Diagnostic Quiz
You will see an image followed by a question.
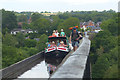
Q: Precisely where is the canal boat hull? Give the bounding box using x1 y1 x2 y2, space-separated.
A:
45 47 69 58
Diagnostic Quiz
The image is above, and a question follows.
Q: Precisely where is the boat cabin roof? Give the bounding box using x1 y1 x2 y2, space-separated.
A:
48 37 66 41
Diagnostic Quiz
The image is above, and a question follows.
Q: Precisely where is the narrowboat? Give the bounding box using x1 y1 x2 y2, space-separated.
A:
45 36 69 58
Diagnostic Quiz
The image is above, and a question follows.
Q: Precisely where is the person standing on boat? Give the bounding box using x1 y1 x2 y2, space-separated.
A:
52 30 56 37
69 27 80 51
55 30 59 37
60 29 66 37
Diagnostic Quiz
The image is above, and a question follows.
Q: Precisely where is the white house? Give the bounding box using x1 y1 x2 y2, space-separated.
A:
80 22 88 30
11 29 37 35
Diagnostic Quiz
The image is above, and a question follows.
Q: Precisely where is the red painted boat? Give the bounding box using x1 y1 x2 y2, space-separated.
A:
45 37 69 58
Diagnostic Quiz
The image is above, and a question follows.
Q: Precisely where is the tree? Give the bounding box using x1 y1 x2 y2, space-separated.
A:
17 14 28 22
92 54 110 78
31 13 43 21
15 33 25 47
101 19 118 36
2 45 17 68
2 9 17 33
90 14 118 78
22 22 30 29
58 13 71 20
24 39 37 48
30 18 51 35
37 34 48 51
3 33 18 47
58 17 80 36
104 64 118 78
27 33 39 39
50 15 63 31
27 47 38 56
15 48 28 62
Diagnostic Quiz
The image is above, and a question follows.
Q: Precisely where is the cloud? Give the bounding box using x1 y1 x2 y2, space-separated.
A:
0 0 118 12
0 0 109 4
65 0 109 5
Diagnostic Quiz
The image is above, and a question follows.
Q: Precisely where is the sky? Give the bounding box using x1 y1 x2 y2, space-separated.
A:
0 0 119 12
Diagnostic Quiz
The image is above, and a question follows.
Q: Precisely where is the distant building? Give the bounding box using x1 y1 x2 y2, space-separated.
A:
11 29 37 35
80 20 102 33
80 22 89 30
87 26 101 33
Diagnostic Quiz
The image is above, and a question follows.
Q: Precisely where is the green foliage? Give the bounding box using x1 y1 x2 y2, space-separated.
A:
101 18 118 36
24 39 37 48
2 9 17 33
50 15 63 31
31 13 43 21
37 34 48 51
108 46 118 65
30 18 51 35
58 17 79 36
27 33 39 39
20 47 39 56
2 45 17 68
3 33 18 47
22 23 30 29
104 64 118 78
92 54 110 78
27 47 38 56
15 48 28 62
90 14 118 78
58 12 71 20
15 33 25 47
2 44 38 68
69 10 115 22
17 14 28 22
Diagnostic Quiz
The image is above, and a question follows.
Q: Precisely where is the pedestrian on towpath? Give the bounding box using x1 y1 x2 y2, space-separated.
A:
69 27 81 51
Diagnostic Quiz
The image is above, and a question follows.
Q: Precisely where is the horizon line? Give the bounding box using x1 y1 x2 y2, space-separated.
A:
1 8 117 13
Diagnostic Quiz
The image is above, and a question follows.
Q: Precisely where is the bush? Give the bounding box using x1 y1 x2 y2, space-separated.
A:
24 39 37 48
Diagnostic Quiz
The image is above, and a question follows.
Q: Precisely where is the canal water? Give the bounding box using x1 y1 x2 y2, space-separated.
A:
18 57 64 78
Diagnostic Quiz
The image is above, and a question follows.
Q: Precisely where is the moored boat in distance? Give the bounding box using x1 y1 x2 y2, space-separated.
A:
45 36 69 58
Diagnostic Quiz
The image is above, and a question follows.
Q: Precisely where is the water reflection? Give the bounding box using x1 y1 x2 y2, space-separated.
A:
18 60 49 78
18 56 65 78
45 57 64 76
